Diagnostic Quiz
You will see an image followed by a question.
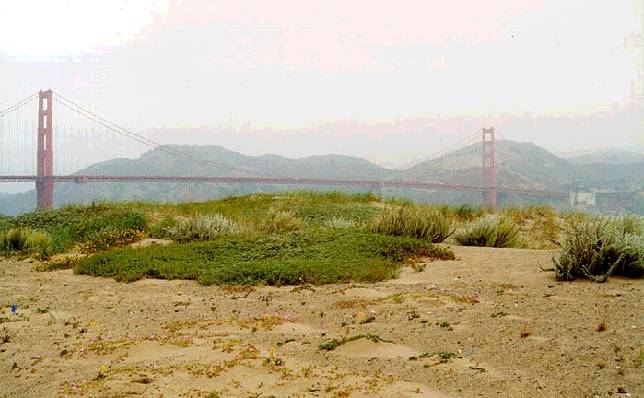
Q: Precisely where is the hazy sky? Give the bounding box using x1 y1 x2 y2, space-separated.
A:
0 0 642 167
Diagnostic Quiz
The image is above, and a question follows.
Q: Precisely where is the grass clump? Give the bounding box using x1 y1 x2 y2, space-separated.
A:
0 228 54 259
621 215 642 236
451 204 484 221
370 205 453 243
455 216 519 248
148 215 179 238
260 208 305 234
552 217 643 282
167 214 244 243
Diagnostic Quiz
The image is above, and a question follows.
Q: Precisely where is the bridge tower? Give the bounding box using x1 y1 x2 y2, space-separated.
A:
481 127 497 209
36 90 54 210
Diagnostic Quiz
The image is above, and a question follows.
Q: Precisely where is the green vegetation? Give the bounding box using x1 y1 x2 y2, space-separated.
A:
553 216 643 282
0 228 54 259
4 191 639 287
370 205 453 243
621 215 643 236
167 214 244 243
454 216 519 248
324 216 357 229
259 208 305 234
0 203 146 258
452 204 485 221
319 333 393 351
75 229 453 285
80 228 145 254
0 192 458 286
408 351 460 364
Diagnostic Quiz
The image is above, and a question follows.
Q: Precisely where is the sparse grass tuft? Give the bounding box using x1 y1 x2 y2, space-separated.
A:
552 216 643 282
260 208 305 234
452 204 485 221
167 214 244 243
455 216 519 248
319 333 392 351
370 205 453 243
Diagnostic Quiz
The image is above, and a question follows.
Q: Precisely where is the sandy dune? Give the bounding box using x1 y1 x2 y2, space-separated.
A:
1 246 642 397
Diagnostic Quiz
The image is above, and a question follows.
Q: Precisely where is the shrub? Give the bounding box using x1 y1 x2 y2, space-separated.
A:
370 205 453 243
455 216 519 248
168 214 244 243
80 228 146 254
260 209 305 234
324 217 357 229
553 217 643 282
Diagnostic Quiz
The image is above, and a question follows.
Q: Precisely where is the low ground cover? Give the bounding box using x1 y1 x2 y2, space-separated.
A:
2 191 641 285
75 229 453 285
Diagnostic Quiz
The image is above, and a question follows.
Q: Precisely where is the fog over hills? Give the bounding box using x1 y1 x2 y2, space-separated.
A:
1 140 642 216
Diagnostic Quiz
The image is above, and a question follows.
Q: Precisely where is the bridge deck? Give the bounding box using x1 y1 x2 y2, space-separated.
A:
0 175 569 196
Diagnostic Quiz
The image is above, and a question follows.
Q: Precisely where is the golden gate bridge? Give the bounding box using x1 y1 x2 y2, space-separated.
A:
0 89 568 211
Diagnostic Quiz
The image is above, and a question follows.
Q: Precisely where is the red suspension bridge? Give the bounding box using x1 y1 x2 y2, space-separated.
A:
0 89 568 211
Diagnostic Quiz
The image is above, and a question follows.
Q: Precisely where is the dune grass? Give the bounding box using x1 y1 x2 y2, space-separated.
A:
0 228 54 259
454 216 519 248
370 205 453 243
4 191 639 285
167 214 244 243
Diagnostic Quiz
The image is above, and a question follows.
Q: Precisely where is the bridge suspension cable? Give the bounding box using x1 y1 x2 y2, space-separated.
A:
51 92 264 177
0 93 38 118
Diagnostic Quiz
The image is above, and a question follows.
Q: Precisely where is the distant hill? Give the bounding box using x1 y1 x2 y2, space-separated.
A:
400 141 579 191
82 145 393 180
564 147 644 165
0 141 642 215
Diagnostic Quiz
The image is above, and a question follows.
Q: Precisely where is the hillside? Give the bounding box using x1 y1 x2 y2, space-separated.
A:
400 141 579 191
0 141 642 215
82 145 392 179
565 147 644 165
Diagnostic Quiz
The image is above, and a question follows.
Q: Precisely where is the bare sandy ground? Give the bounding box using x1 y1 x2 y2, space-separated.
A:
0 246 642 397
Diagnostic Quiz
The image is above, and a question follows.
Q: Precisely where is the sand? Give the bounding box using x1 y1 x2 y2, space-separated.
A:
0 246 642 397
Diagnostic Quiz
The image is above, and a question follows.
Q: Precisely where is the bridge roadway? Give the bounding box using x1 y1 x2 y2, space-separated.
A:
0 175 568 197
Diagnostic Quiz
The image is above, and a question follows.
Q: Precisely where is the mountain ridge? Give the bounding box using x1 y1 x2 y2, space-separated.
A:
1 140 642 215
